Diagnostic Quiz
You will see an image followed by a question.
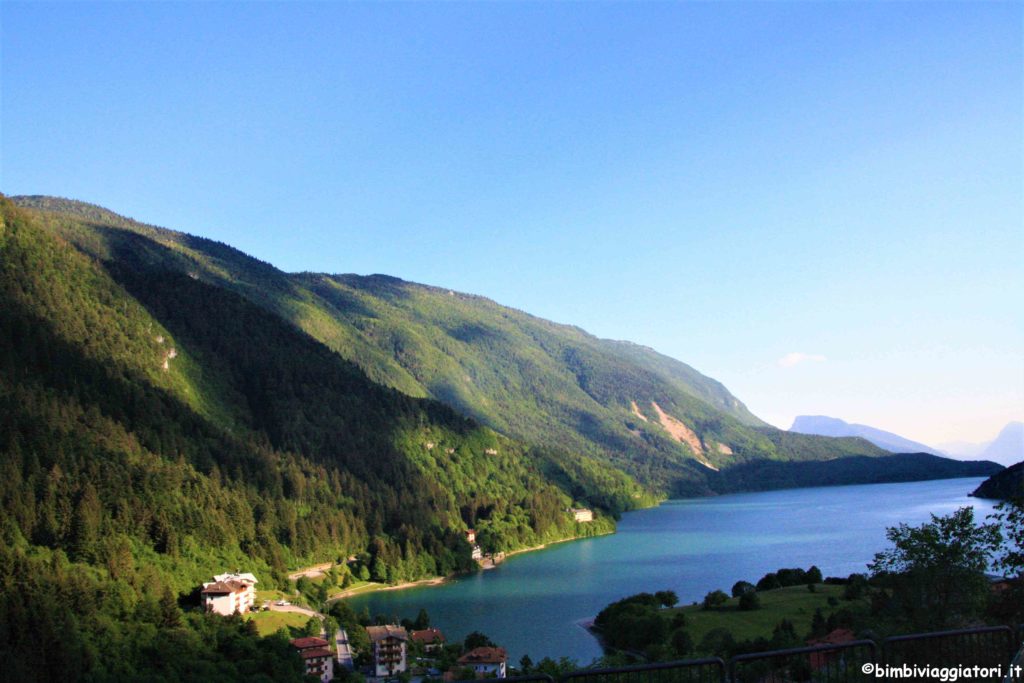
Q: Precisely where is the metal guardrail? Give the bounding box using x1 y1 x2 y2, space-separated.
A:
883 625 1014 681
560 658 726 683
1006 643 1024 683
729 640 877 683
452 626 1024 683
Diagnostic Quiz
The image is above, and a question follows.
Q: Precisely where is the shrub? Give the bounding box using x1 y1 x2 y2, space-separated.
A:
702 590 729 610
738 591 761 611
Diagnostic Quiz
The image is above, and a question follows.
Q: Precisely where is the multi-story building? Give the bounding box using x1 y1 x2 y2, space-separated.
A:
367 625 409 678
200 572 258 615
290 637 334 683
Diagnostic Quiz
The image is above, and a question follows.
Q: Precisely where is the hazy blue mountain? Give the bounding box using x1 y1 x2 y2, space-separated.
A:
935 440 988 459
938 422 1024 466
979 422 1024 467
790 415 939 455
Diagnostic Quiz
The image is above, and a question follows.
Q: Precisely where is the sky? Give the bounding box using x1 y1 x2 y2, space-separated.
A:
2 2 1021 447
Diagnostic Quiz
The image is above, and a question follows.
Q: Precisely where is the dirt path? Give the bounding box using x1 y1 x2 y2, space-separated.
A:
288 562 334 581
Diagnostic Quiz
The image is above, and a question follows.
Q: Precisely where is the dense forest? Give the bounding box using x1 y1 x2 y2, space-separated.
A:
0 198 613 679
972 462 1024 501
707 452 1001 494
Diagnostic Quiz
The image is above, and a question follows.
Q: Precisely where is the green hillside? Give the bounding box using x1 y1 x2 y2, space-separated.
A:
0 197 618 679
12 195 887 497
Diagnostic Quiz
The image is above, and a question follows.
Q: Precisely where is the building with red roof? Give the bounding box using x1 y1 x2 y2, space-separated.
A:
457 646 508 679
291 637 334 682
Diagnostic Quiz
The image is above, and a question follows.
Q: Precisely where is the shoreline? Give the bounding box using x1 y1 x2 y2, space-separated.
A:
329 576 447 601
330 529 615 600
503 529 615 560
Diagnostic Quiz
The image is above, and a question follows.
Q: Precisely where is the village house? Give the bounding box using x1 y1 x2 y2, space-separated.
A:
571 508 593 523
466 529 483 561
457 646 508 679
411 627 446 653
807 629 856 670
367 624 409 678
200 572 258 616
290 637 334 682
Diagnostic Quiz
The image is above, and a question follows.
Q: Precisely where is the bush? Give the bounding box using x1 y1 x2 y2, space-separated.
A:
670 628 693 657
756 573 781 591
702 590 729 610
738 591 761 611
655 590 678 608
731 580 755 597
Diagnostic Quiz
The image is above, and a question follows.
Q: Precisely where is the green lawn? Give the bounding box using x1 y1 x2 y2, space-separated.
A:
669 584 863 643
247 610 310 637
256 589 291 603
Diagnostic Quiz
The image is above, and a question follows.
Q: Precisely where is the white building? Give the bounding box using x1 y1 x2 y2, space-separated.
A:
201 572 258 615
457 646 508 678
291 637 334 683
367 624 409 678
571 508 593 523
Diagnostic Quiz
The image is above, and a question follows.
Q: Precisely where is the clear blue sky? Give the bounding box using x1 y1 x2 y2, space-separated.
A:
3 1 1021 446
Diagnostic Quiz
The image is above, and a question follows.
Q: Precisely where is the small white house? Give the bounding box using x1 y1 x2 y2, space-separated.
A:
457 647 508 678
571 508 593 523
201 572 258 616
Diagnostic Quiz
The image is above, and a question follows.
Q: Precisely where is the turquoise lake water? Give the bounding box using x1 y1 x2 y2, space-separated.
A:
346 477 998 665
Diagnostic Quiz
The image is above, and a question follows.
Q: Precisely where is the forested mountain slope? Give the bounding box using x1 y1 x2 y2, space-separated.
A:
971 461 1023 500
0 197 621 678
12 195 888 496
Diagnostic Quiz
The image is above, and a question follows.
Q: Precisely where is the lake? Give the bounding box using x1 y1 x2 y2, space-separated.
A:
345 477 998 665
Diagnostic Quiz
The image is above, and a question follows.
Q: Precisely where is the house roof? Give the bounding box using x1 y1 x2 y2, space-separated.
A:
298 648 333 660
214 572 258 585
458 647 507 665
808 629 856 646
411 628 445 644
291 637 330 650
367 625 409 642
201 580 246 595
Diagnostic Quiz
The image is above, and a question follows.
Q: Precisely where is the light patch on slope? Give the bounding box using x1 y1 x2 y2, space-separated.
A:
716 442 733 455
650 401 718 471
630 401 649 422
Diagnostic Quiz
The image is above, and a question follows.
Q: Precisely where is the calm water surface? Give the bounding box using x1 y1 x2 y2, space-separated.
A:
346 478 997 664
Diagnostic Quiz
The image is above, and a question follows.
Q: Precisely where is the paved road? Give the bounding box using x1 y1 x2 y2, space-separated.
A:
335 628 354 670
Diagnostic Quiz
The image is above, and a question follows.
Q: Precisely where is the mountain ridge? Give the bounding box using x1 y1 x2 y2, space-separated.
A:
12 194 890 498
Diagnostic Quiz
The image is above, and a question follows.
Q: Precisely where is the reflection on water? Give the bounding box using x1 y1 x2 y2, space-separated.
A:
347 477 997 664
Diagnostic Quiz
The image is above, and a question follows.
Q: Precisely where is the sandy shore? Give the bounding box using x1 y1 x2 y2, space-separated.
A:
329 576 447 601
330 530 614 599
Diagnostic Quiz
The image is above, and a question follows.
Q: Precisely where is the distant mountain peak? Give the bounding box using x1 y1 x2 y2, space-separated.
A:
790 415 939 455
